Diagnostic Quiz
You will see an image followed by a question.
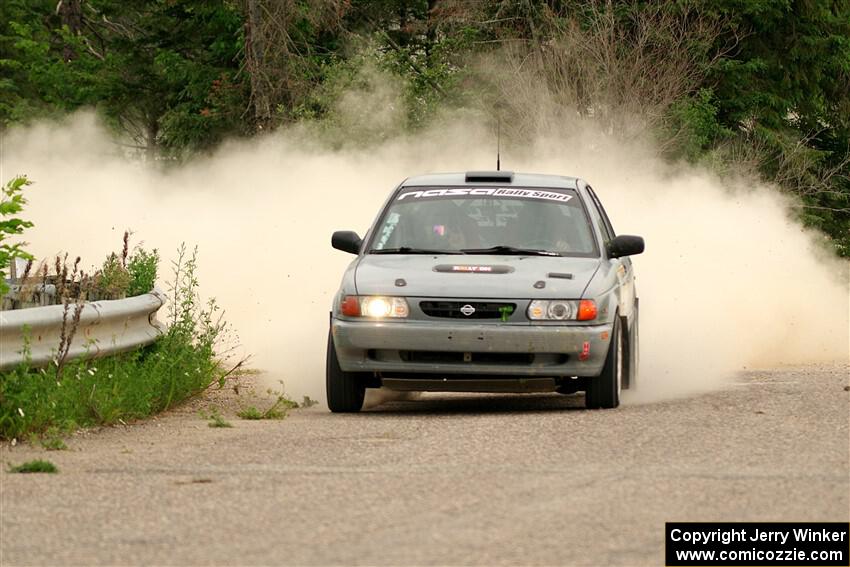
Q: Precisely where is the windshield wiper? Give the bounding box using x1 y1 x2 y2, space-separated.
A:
460 245 561 257
370 247 462 255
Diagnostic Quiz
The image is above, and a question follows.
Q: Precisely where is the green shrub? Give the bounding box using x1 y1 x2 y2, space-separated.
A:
95 252 131 299
127 247 159 296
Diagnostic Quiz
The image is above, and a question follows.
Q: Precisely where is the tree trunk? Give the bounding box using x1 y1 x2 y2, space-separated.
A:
57 0 83 61
246 0 272 130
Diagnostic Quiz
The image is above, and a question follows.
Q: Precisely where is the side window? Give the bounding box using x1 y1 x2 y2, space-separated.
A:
586 186 616 243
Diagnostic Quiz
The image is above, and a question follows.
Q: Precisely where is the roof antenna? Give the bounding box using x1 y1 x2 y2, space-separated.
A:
496 116 501 171
494 101 505 171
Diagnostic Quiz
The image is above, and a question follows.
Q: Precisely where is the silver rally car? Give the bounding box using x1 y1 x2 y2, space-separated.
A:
328 171 644 411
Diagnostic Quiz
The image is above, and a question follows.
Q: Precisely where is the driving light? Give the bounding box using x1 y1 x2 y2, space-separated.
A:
341 295 409 318
548 301 574 320
527 299 596 321
364 297 391 317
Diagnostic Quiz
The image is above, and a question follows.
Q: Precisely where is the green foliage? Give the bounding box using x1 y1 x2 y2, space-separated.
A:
8 459 57 473
705 0 850 132
699 0 850 253
204 408 232 428
92 236 159 299
372 31 467 129
40 428 68 450
0 1 89 123
0 0 248 155
96 253 131 299
237 388 297 420
236 406 263 420
0 175 34 297
665 89 731 163
0 244 227 440
127 247 159 296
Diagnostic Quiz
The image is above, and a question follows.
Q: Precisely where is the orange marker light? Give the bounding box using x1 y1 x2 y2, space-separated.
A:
393 302 409 317
341 295 361 316
577 300 597 321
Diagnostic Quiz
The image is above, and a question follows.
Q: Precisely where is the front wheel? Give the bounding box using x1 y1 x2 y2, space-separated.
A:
585 316 623 409
623 299 639 390
326 331 366 413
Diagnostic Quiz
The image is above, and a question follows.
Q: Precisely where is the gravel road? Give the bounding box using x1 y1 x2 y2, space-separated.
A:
1 364 848 566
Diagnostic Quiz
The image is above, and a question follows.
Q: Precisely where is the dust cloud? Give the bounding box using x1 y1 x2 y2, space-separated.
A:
2 107 847 406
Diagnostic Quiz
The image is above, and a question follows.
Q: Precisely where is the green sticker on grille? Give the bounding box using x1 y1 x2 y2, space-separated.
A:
499 305 514 322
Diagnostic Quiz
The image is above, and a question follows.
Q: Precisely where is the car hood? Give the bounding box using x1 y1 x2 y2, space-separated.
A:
354 254 600 299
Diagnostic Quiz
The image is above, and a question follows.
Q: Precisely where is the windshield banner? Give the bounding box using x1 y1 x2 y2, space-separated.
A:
397 188 573 203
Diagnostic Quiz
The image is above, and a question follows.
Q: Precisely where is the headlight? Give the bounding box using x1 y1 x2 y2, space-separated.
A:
340 295 409 318
528 299 597 321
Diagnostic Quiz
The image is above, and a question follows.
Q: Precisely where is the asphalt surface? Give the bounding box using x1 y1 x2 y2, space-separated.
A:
1 364 848 566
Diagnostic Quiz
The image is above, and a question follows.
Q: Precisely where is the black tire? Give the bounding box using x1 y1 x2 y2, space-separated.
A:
326 332 366 413
585 315 623 409
623 299 639 390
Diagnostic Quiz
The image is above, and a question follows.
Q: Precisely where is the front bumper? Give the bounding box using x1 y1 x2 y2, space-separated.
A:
331 318 612 377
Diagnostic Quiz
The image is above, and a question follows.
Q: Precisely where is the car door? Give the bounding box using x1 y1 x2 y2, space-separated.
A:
585 186 636 319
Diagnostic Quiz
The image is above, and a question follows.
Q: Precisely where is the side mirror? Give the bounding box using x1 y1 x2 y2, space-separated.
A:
607 235 645 258
332 231 362 255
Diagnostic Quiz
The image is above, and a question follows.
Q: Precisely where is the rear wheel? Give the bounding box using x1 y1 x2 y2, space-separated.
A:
326 332 366 413
585 316 623 409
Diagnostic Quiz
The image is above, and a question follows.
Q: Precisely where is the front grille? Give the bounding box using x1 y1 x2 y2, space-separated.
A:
368 350 569 366
419 301 517 319
399 351 535 365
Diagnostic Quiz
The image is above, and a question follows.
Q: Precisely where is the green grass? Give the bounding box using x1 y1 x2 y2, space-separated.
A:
40 430 68 451
237 386 299 421
0 335 223 439
205 409 232 428
236 406 264 420
236 401 290 420
8 459 58 473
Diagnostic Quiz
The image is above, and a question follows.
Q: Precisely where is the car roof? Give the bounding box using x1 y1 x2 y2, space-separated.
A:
401 171 581 189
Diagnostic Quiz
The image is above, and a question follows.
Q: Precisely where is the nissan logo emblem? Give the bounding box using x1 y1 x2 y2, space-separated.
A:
460 304 476 316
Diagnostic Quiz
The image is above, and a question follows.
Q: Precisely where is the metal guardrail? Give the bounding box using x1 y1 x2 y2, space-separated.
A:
0 290 166 371
2 283 57 310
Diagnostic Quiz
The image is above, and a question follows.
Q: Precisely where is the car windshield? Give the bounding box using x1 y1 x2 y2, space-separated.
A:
369 187 598 256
